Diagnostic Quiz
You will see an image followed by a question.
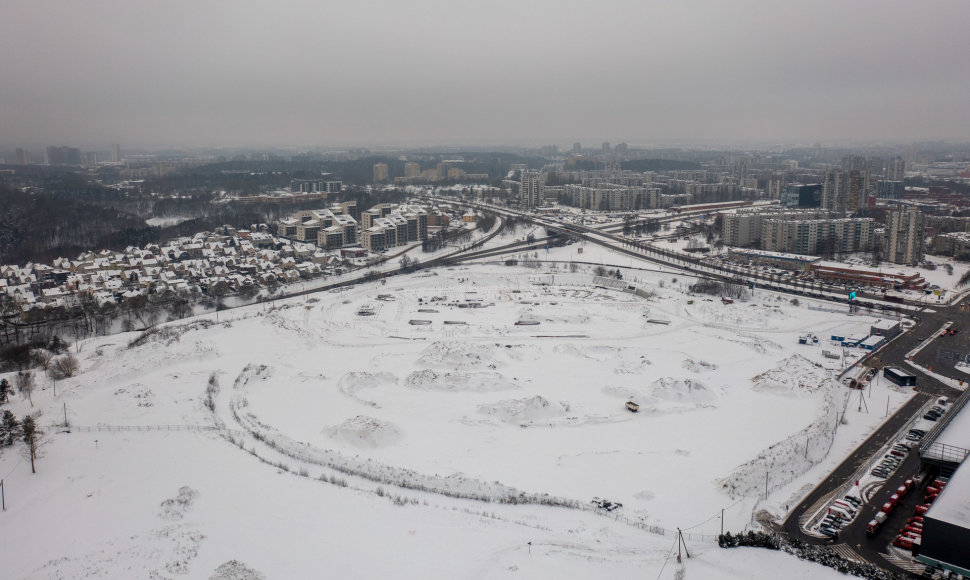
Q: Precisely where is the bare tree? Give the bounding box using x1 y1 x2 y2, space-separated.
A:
49 354 80 380
17 370 35 407
32 349 54 375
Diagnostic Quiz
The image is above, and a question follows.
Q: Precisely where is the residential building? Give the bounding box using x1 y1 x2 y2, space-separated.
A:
110 144 122 163
721 210 767 247
404 162 420 178
562 184 659 211
886 207 926 265
822 169 868 213
886 156 906 180
761 216 874 256
45 145 82 166
373 162 389 182
520 170 544 208
15 148 30 165
875 180 904 199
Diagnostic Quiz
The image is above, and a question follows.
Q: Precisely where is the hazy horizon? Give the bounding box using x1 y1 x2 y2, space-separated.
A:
3 1 969 149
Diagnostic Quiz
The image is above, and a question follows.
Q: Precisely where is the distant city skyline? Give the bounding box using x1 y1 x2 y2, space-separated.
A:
2 1 968 149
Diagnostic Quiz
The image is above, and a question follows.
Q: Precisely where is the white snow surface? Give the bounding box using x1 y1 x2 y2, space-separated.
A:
0 260 905 578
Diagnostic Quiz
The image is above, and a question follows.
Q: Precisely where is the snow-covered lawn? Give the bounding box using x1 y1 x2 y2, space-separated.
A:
0 261 912 578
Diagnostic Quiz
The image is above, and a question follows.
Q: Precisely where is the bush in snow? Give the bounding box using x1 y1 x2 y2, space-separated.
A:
718 531 905 580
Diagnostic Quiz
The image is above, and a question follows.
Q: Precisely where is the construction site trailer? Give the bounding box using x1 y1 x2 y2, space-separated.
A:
883 367 917 387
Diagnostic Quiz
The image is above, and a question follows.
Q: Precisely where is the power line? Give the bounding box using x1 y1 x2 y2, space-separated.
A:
655 533 680 580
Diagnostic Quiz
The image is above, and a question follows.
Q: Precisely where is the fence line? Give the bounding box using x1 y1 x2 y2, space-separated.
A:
54 421 722 542
51 423 246 437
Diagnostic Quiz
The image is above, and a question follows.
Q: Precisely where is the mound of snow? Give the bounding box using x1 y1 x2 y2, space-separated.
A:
553 343 626 361
338 371 397 407
210 560 266 580
338 371 397 393
752 354 829 394
417 341 499 369
477 395 570 425
601 385 642 400
405 369 517 392
325 416 403 448
647 377 716 403
682 358 717 373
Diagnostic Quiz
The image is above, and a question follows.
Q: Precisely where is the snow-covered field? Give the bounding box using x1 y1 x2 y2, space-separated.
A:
0 259 916 578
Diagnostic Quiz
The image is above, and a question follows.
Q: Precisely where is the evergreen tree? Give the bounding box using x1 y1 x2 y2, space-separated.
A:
0 410 20 446
21 415 41 473
0 378 10 404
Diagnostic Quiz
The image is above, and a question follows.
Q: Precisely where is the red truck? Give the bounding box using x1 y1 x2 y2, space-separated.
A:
866 512 888 534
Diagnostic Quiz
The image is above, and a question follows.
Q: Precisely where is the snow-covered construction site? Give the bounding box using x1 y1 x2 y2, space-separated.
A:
0 257 918 578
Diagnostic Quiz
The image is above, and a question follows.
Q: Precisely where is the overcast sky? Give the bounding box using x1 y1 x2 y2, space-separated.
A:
2 0 968 149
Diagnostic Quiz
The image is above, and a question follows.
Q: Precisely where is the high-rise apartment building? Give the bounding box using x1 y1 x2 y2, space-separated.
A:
373 163 389 182
520 170 544 208
822 169 868 213
45 146 82 166
875 180 904 199
15 148 30 165
887 207 925 265
886 157 906 181
404 162 420 179
110 144 122 163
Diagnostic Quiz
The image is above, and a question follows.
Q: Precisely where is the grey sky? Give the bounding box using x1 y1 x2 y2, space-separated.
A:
2 0 968 149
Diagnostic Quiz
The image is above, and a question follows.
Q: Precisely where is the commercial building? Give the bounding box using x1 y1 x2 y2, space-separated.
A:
725 248 821 271
781 183 822 208
916 390 970 576
809 263 926 289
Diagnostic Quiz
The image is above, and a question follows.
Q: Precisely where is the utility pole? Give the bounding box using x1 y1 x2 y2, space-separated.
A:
63 403 68 427
721 508 725 535
676 528 691 563
677 528 682 563
1 479 5 510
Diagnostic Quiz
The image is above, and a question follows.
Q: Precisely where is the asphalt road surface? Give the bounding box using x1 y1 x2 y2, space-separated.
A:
783 295 970 577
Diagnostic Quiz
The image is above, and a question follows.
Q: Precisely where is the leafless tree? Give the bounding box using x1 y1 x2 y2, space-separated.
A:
17 370 35 407
49 354 80 380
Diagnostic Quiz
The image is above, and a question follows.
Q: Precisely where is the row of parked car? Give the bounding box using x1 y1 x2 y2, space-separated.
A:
872 440 913 478
924 403 947 422
817 495 864 538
